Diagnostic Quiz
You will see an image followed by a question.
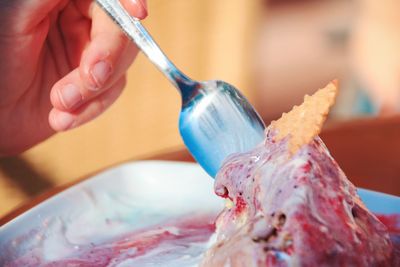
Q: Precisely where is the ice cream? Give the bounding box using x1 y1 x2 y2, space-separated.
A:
201 133 394 266
201 81 396 266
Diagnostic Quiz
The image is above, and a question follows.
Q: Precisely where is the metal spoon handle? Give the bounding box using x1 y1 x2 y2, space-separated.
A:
95 0 191 89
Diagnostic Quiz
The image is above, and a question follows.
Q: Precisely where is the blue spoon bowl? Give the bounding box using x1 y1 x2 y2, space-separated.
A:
96 0 266 177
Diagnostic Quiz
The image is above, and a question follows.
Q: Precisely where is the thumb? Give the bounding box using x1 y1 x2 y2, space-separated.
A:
119 0 148 19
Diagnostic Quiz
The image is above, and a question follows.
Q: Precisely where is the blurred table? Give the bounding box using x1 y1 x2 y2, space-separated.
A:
1 116 400 226
322 116 400 195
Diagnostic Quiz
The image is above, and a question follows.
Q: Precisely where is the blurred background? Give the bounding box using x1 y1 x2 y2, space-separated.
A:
1 0 400 217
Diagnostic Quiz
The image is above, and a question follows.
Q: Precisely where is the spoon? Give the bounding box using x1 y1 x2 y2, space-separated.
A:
96 0 266 177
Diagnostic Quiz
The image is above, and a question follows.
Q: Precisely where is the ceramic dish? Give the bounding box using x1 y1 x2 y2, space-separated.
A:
0 161 399 266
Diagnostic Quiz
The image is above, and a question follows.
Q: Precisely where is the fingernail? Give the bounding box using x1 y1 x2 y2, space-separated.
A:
59 84 82 109
121 0 147 19
137 0 148 17
90 60 112 90
55 112 75 131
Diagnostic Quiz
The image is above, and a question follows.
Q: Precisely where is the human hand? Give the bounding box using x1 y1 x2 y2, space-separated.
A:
0 0 147 155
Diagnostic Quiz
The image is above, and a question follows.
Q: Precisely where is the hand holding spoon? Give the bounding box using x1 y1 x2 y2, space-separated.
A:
96 0 266 177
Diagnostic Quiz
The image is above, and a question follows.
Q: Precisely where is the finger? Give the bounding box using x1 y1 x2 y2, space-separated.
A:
50 44 135 112
120 0 148 19
50 64 128 112
50 68 87 111
49 76 126 132
79 4 139 93
58 0 92 68
52 4 138 112
74 0 147 20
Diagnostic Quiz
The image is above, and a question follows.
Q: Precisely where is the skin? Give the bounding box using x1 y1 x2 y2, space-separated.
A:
0 0 147 155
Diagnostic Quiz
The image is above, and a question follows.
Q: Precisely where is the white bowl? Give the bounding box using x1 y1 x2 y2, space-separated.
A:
0 161 399 266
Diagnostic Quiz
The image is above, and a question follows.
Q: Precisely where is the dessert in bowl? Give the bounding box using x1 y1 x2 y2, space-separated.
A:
1 82 399 266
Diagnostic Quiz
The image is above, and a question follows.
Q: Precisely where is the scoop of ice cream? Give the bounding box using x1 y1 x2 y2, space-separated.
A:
201 129 394 267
